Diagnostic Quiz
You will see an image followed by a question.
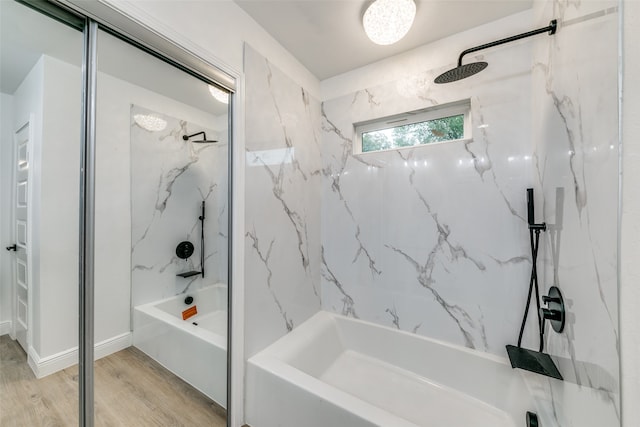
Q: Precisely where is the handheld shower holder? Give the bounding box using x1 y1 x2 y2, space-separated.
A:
529 223 547 231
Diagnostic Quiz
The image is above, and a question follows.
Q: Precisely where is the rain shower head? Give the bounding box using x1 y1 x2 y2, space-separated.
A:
434 19 557 84
434 62 488 84
182 131 218 143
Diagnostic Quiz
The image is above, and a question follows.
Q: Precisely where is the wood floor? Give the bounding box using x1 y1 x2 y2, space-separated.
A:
0 335 227 426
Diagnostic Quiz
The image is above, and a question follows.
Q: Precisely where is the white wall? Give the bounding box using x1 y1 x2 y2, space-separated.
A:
37 55 82 357
621 1 640 425
0 92 14 335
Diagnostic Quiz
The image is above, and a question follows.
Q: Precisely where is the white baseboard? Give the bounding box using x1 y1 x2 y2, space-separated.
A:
0 320 12 336
28 332 132 379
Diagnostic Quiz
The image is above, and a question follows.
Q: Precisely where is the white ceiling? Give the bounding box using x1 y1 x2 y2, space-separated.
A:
0 1 228 116
1 0 533 104
235 0 533 80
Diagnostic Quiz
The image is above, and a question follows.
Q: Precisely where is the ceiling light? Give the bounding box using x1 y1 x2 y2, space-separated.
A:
363 0 416 45
133 114 167 132
208 85 229 104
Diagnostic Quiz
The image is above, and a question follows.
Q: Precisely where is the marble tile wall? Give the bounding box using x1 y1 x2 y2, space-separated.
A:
530 0 620 424
321 38 535 355
244 45 322 357
130 105 228 307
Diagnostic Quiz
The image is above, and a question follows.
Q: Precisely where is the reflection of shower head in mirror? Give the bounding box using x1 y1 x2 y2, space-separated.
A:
182 131 217 143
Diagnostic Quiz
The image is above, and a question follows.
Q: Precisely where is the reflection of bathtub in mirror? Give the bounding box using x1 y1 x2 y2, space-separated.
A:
133 283 227 408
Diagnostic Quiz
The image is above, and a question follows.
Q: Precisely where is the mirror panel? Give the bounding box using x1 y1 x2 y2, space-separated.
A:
92 28 229 425
0 0 83 423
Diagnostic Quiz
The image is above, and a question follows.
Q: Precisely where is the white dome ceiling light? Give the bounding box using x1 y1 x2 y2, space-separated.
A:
363 0 416 46
133 114 167 132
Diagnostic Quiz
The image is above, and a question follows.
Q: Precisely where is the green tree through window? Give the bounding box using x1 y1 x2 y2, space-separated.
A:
362 114 464 152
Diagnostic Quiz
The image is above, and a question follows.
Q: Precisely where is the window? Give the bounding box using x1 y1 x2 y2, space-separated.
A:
354 100 471 154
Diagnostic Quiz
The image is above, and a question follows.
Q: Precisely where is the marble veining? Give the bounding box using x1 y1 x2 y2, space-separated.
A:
385 243 486 349
246 228 293 331
244 44 322 357
321 247 358 318
321 40 534 356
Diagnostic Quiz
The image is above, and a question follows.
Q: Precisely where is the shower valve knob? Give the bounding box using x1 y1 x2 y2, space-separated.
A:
540 307 561 321
542 295 561 304
541 286 565 333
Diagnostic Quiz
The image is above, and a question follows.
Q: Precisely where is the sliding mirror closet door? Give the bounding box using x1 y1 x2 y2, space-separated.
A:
0 0 83 423
93 28 229 425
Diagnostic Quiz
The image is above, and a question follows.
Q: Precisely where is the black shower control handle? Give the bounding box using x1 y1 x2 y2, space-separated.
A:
542 295 561 304
540 307 562 321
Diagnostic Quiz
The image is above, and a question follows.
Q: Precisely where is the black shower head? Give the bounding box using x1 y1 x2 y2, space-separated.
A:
182 131 218 144
434 19 557 84
434 62 488 84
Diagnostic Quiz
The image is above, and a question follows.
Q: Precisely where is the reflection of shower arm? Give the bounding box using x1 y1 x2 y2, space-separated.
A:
183 131 205 141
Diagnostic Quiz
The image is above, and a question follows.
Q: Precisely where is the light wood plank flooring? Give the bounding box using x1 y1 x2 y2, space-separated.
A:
0 335 226 426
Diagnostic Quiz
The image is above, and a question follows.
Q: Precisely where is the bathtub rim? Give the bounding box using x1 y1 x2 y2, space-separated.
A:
257 310 513 366
248 310 526 427
134 283 227 350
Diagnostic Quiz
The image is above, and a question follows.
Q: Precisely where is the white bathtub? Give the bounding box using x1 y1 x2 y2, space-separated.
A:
133 284 227 408
247 311 535 427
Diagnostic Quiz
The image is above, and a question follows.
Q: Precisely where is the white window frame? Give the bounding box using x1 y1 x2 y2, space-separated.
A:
353 99 472 154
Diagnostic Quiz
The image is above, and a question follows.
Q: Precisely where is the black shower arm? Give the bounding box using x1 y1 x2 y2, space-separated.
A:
457 20 557 67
